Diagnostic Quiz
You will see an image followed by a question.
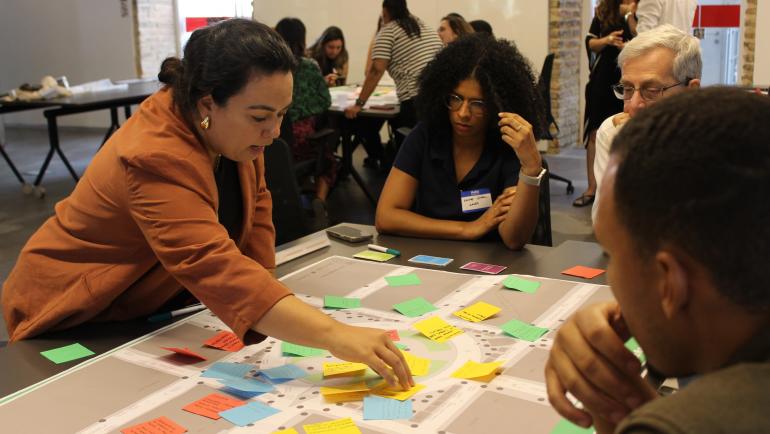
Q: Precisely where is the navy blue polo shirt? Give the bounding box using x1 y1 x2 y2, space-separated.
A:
393 122 521 223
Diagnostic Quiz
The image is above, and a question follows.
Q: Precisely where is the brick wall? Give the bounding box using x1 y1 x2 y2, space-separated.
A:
548 0 583 151
741 0 757 85
132 0 178 78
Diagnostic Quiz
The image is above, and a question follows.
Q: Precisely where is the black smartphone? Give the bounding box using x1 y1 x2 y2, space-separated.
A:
325 225 373 243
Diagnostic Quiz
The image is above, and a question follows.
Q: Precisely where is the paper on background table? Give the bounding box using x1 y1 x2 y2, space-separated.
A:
40 343 95 364
393 297 437 317
384 273 422 286
323 361 368 377
203 331 244 352
201 361 251 380
219 401 280 427
303 417 362 434
453 301 501 322
353 250 395 262
160 346 207 361
501 319 549 342
182 393 245 420
259 364 307 381
324 295 361 309
363 395 413 420
451 360 503 380
502 275 541 293
281 341 325 357
561 265 605 279
120 415 186 434
413 316 464 343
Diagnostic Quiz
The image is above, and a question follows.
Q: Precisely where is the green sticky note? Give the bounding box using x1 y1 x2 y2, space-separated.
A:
385 273 422 287
502 275 541 293
40 343 95 364
354 250 395 262
393 297 437 317
550 418 594 434
625 337 647 364
281 342 324 357
500 319 549 342
395 343 408 350
324 295 361 309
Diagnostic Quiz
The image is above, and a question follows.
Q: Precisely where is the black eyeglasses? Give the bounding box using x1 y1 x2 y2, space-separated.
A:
446 94 487 116
612 81 687 101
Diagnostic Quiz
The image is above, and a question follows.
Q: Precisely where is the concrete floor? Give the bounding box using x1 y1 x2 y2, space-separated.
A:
0 125 596 342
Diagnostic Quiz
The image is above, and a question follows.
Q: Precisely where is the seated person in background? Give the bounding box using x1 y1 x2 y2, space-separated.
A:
470 19 494 36
1 19 412 390
275 18 335 204
437 13 474 45
376 34 547 250
591 24 701 221
545 88 770 434
308 26 349 87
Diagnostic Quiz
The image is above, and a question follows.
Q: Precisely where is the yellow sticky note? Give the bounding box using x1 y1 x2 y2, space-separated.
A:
303 417 362 434
401 351 431 376
373 382 426 401
319 381 371 396
451 360 503 381
453 301 502 322
323 362 368 378
271 429 299 434
322 391 369 403
413 316 463 343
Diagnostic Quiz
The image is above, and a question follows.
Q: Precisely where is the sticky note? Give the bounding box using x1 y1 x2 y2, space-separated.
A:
502 275 541 293
324 295 361 309
319 380 371 403
353 250 395 262
393 297 437 317
222 387 263 400
219 377 275 393
413 316 463 343
401 351 431 376
303 417 362 434
363 395 413 420
550 418 594 434
219 401 280 427
501 319 549 342
386 329 400 341
281 341 324 357
460 261 507 274
323 361 368 378
625 337 647 364
453 301 502 322
373 383 426 400
561 265 605 279
160 346 207 361
259 364 307 381
182 393 245 420
385 273 422 286
40 343 95 364
120 416 186 434
201 362 251 380
395 343 408 350
204 331 244 352
451 360 503 381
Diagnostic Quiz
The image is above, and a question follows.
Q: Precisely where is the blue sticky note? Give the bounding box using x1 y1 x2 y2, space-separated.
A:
201 362 252 380
363 395 413 420
259 364 307 381
220 377 276 393
219 401 280 426
222 386 264 399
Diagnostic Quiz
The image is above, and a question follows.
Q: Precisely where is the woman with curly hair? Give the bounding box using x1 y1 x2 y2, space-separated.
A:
308 26 349 87
375 34 546 249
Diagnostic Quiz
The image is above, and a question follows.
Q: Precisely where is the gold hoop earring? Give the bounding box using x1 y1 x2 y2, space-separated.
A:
200 116 210 130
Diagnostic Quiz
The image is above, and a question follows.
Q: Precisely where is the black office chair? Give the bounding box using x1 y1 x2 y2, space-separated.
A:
263 138 313 245
530 159 553 247
538 53 575 195
279 116 338 195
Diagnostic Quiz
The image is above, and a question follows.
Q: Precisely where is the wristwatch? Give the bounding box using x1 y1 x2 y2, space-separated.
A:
355 97 366 107
520 167 547 187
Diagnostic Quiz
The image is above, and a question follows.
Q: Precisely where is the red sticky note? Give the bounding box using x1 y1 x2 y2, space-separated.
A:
386 329 400 341
121 416 187 434
161 347 207 361
561 265 606 279
204 331 245 352
182 393 245 420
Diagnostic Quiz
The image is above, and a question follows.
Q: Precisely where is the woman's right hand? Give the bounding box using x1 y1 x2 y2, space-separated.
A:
325 73 339 86
605 30 625 48
463 187 517 239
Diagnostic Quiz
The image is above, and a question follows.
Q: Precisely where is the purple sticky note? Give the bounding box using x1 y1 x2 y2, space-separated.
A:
460 262 507 275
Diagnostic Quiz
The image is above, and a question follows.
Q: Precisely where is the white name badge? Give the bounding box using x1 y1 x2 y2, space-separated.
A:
460 188 492 213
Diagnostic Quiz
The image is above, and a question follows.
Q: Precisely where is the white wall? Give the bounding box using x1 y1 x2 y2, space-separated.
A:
252 0 550 83
755 0 770 84
0 0 136 127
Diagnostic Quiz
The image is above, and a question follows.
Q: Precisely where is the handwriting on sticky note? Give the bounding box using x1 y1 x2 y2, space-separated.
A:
203 331 244 352
561 265 605 279
161 347 207 361
384 273 422 286
324 295 361 309
120 416 187 434
303 417 362 434
40 343 95 364
182 393 245 419
323 361 368 378
501 319 549 342
502 275 541 293
451 360 503 381
363 395 413 420
453 301 501 322
393 297 437 317
413 316 463 343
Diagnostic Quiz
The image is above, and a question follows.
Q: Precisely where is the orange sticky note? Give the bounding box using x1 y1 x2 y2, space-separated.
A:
121 416 187 434
204 331 244 352
561 265 605 279
182 393 245 420
386 329 400 341
160 347 207 361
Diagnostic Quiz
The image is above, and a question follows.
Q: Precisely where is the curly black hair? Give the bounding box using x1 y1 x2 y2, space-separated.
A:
415 33 546 143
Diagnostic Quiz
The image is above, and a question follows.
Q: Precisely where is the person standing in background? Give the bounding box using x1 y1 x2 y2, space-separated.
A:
308 26 349 87
628 0 698 35
437 13 474 45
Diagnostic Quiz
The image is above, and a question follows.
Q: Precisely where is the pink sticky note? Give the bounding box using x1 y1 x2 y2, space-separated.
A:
161 347 207 361
386 329 400 341
121 416 187 434
561 265 606 279
460 262 508 274
204 331 245 352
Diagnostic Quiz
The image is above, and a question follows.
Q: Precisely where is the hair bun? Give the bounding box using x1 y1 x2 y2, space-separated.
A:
158 57 183 85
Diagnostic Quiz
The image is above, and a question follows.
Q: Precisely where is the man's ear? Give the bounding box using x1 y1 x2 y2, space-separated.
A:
196 95 215 117
654 250 690 319
688 78 701 89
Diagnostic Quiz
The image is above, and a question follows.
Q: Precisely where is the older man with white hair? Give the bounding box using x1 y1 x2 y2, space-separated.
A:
591 24 701 221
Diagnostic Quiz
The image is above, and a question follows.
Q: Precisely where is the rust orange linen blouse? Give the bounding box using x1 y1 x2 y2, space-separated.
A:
2 87 292 343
